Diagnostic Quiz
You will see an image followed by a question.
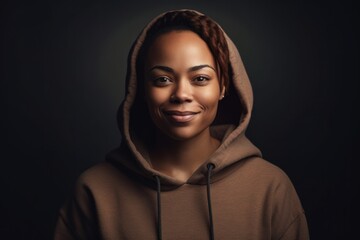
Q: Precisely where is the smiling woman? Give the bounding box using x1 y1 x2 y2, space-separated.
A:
144 30 224 181
54 9 309 240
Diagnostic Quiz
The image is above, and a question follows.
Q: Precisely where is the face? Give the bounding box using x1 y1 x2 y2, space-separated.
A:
144 30 225 141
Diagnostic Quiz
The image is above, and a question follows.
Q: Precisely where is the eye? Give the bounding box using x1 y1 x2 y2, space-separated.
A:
153 76 172 86
193 75 210 85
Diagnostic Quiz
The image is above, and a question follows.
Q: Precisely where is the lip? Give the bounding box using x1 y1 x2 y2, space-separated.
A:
163 110 200 123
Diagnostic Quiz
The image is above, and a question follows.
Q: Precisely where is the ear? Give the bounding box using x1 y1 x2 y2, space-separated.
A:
219 85 226 100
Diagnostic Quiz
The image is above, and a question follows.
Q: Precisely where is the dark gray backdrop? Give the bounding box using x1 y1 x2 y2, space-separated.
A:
1 0 358 239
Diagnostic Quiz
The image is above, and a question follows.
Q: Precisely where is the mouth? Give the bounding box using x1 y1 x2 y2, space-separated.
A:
162 110 200 123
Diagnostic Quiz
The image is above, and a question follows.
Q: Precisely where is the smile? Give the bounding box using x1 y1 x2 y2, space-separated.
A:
163 110 200 123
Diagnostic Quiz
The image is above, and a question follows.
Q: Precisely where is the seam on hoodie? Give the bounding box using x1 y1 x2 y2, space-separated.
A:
57 209 78 239
277 210 306 240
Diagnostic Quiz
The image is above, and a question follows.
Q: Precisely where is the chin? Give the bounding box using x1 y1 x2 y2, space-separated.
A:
159 126 206 141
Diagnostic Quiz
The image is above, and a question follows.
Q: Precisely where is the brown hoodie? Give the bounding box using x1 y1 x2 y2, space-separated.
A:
54 9 309 240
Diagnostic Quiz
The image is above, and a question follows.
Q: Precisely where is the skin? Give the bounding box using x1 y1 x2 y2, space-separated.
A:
144 30 225 182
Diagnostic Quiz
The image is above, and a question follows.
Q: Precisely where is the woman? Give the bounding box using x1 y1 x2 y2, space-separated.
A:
54 9 309 240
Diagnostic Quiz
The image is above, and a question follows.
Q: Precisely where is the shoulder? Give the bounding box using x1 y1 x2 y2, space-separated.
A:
236 157 303 208
78 143 134 181
77 162 117 182
239 157 292 185
73 161 126 193
247 158 305 212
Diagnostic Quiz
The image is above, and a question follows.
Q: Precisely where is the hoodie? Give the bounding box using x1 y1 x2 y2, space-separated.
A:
54 9 309 240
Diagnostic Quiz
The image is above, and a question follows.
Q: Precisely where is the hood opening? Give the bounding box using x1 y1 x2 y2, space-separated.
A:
112 9 262 189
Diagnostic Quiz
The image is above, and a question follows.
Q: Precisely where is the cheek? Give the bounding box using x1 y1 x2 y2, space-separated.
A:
195 87 220 110
145 87 169 109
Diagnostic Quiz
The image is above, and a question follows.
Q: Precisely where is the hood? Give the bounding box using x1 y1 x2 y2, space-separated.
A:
107 9 262 190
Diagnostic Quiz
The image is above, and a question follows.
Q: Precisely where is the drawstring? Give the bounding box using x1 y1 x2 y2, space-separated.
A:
153 164 215 240
154 175 162 240
206 163 215 240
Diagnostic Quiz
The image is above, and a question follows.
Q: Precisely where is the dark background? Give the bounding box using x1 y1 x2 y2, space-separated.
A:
1 0 358 239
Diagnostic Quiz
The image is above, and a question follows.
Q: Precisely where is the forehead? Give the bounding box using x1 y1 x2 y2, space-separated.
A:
145 30 215 70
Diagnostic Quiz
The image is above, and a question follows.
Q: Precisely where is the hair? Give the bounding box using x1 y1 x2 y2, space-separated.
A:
136 10 230 93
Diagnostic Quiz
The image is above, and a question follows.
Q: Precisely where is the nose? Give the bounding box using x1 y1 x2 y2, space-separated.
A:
170 78 193 103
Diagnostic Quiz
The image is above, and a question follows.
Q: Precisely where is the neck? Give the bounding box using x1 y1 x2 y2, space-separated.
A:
149 128 220 182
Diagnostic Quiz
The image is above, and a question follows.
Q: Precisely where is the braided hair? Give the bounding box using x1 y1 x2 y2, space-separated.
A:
137 10 230 93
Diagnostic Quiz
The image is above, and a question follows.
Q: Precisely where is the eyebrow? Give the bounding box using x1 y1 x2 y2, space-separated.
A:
148 64 216 73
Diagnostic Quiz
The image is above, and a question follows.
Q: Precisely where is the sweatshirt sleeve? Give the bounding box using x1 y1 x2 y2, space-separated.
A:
271 170 310 240
53 175 100 240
